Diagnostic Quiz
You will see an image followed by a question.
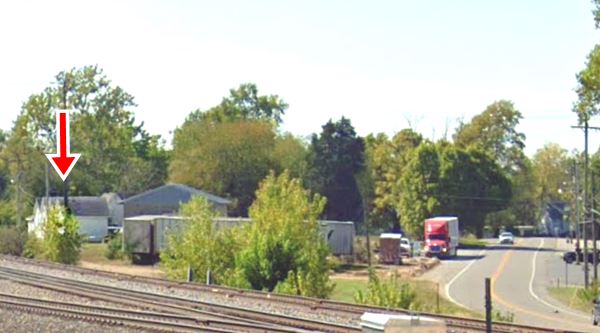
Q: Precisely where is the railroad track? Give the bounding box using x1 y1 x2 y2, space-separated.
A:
0 292 286 333
0 265 358 333
0 256 586 333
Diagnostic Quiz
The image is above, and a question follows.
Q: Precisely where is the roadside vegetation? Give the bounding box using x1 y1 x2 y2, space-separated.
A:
161 171 334 298
459 235 488 249
24 206 82 264
548 282 600 313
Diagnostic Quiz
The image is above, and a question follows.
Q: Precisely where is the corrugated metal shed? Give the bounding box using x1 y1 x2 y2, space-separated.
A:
119 184 230 217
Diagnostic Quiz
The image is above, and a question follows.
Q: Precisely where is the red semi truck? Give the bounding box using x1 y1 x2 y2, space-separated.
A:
423 216 459 258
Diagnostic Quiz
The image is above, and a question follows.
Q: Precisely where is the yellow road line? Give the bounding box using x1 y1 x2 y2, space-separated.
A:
490 239 586 328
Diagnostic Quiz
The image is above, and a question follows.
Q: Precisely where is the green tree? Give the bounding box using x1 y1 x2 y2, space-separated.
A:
532 143 572 205
574 44 600 122
161 197 241 284
189 83 288 125
272 133 308 180
306 117 365 223
6 65 168 197
366 129 423 230
398 142 440 236
438 146 511 236
170 120 276 216
454 100 526 172
239 171 333 297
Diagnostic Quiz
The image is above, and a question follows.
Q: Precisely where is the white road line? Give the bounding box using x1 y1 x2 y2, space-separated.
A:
445 249 485 309
528 238 589 320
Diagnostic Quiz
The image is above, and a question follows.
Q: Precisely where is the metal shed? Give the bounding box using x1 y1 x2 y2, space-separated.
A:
119 184 231 217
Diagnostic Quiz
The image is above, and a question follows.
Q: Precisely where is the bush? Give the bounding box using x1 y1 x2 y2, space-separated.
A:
0 226 26 255
492 310 515 323
161 197 241 284
23 234 43 258
354 270 416 309
239 171 334 298
105 234 125 260
42 206 82 264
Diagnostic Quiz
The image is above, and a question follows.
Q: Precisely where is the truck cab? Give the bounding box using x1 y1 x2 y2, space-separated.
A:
424 217 459 258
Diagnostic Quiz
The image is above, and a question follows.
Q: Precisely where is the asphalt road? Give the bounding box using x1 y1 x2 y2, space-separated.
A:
429 237 600 332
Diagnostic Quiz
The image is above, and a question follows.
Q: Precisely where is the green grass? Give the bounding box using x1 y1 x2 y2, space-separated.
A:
330 277 482 318
80 242 129 266
459 237 487 248
548 287 593 313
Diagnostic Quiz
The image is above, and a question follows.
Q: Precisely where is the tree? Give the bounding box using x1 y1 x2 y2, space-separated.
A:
239 171 333 297
532 143 572 205
438 146 511 236
454 100 526 172
272 133 308 180
398 142 440 236
161 197 241 284
189 83 288 125
574 44 600 122
366 129 423 230
5 65 168 197
170 120 276 216
306 117 365 223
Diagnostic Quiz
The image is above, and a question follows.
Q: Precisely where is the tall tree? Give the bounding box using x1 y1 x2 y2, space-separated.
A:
306 117 365 223
170 120 276 216
366 129 423 230
189 83 288 125
532 143 573 205
398 142 440 236
7 66 168 197
454 100 526 172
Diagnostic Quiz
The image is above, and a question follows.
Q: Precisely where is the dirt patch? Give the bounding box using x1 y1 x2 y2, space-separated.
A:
332 257 439 280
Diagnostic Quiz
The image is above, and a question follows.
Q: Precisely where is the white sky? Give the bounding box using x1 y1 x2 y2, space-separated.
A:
0 0 599 156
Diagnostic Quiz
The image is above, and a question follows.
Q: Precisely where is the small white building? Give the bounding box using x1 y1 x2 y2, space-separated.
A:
29 196 113 242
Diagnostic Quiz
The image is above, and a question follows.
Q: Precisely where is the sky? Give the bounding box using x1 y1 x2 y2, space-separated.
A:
0 0 598 156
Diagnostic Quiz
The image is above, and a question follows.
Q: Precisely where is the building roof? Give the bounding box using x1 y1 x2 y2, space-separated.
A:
38 197 109 217
119 183 231 206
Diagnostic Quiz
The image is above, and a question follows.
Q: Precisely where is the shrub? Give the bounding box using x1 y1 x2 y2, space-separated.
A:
492 310 515 323
105 234 125 260
42 206 82 264
23 234 43 258
161 197 241 284
0 226 26 255
578 279 600 303
354 270 416 309
239 171 334 298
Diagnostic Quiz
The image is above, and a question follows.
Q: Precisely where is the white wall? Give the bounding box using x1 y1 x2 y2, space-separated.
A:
78 216 109 242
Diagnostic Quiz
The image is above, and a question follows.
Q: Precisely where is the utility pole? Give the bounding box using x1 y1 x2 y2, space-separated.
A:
575 162 581 265
572 120 600 288
593 170 598 281
62 79 69 212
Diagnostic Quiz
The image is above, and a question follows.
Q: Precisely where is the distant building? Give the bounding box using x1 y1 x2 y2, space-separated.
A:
119 184 230 217
29 196 115 242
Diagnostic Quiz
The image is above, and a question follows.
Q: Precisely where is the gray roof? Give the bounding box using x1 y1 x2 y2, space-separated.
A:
119 184 231 206
39 197 109 217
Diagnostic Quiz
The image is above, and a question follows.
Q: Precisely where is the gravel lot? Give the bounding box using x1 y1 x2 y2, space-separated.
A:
0 257 358 326
0 307 148 333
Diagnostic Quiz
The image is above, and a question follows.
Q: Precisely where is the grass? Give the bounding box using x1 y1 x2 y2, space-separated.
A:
548 286 593 313
80 242 129 266
330 277 482 318
459 237 487 249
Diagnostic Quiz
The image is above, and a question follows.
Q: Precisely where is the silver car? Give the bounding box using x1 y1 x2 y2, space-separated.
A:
498 232 514 245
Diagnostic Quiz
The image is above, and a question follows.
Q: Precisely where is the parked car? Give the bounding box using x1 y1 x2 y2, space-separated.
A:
498 232 514 244
399 237 412 257
563 250 600 264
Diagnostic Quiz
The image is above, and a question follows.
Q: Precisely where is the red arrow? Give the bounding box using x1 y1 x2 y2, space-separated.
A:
46 110 81 181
